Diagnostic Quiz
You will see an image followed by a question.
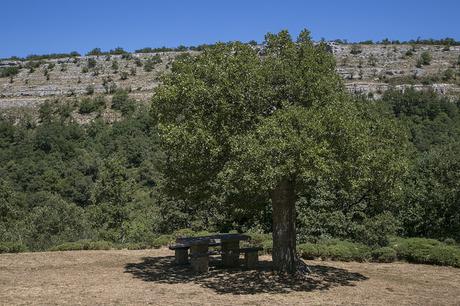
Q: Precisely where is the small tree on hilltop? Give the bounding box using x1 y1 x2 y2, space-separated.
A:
151 30 408 273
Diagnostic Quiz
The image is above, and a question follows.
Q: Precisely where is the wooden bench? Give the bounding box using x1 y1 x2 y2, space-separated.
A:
189 250 220 272
169 244 190 265
220 247 263 269
239 247 263 269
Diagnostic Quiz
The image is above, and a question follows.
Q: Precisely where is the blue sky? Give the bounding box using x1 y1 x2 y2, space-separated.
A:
1 0 459 58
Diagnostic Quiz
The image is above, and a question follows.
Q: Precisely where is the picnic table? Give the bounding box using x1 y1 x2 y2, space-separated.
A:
169 233 262 272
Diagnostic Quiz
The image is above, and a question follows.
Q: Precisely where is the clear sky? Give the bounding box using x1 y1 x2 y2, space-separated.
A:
2 0 459 58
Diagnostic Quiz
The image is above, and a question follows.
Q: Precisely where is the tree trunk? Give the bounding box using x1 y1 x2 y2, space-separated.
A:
271 178 297 273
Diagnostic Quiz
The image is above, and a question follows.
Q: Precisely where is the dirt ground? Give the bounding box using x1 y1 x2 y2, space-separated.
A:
1 248 459 305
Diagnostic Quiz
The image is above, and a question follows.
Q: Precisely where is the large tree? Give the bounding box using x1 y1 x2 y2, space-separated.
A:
151 30 407 272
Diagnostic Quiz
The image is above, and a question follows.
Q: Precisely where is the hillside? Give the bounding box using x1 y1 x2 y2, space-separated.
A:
1 43 459 110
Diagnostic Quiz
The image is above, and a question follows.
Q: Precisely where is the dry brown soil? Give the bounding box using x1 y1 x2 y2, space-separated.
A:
1 248 459 305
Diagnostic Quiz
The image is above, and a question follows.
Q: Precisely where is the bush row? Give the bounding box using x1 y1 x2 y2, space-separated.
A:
2 233 459 268
298 237 460 267
0 242 28 254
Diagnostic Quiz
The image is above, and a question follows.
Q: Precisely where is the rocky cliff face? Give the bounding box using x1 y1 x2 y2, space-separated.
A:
1 44 459 110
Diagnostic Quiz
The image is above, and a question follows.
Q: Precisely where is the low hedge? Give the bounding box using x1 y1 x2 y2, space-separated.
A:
391 237 460 267
151 235 174 248
0 242 28 254
297 237 460 268
2 233 459 269
244 233 273 254
371 247 397 263
49 240 114 251
298 240 371 262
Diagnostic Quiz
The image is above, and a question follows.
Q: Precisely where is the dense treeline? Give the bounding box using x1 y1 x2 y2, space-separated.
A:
0 90 459 252
1 52 81 62
2 36 458 62
335 37 460 46
1 31 460 256
0 100 163 250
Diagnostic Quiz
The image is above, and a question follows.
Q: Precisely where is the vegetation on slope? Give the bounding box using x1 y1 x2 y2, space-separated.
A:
1 32 459 269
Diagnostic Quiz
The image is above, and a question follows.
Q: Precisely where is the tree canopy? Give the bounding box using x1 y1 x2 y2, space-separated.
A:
151 29 409 272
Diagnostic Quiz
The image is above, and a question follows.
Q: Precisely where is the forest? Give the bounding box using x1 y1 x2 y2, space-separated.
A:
0 33 459 268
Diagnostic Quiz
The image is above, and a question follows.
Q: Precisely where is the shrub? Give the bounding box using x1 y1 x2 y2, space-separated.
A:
0 66 20 78
109 47 127 55
172 228 196 239
427 245 460 267
130 67 136 76
0 242 28 253
111 89 135 114
50 240 114 251
297 243 321 259
152 235 173 248
87 58 97 68
419 51 432 65
125 242 151 250
102 77 117 94
261 239 273 254
353 212 398 247
444 238 456 245
371 247 397 262
86 48 103 56
248 232 272 245
246 232 273 254
25 193 89 251
120 71 128 80
25 60 43 72
392 237 440 259
443 68 455 81
322 240 371 262
298 240 371 262
111 60 119 71
368 55 377 66
143 61 154 72
391 237 460 267
79 96 106 114
143 55 162 72
350 44 362 55
86 84 95 95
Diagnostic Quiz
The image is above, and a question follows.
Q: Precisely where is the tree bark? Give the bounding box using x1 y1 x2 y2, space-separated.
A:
271 178 297 273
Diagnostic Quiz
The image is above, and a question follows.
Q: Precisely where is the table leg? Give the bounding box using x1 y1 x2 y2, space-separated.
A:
244 251 258 269
190 244 209 273
221 240 240 268
175 249 189 265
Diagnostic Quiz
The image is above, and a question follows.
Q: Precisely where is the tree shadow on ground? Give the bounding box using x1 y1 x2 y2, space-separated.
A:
124 256 368 295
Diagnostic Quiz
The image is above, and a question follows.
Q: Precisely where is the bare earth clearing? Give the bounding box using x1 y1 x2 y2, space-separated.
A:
1 248 459 305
